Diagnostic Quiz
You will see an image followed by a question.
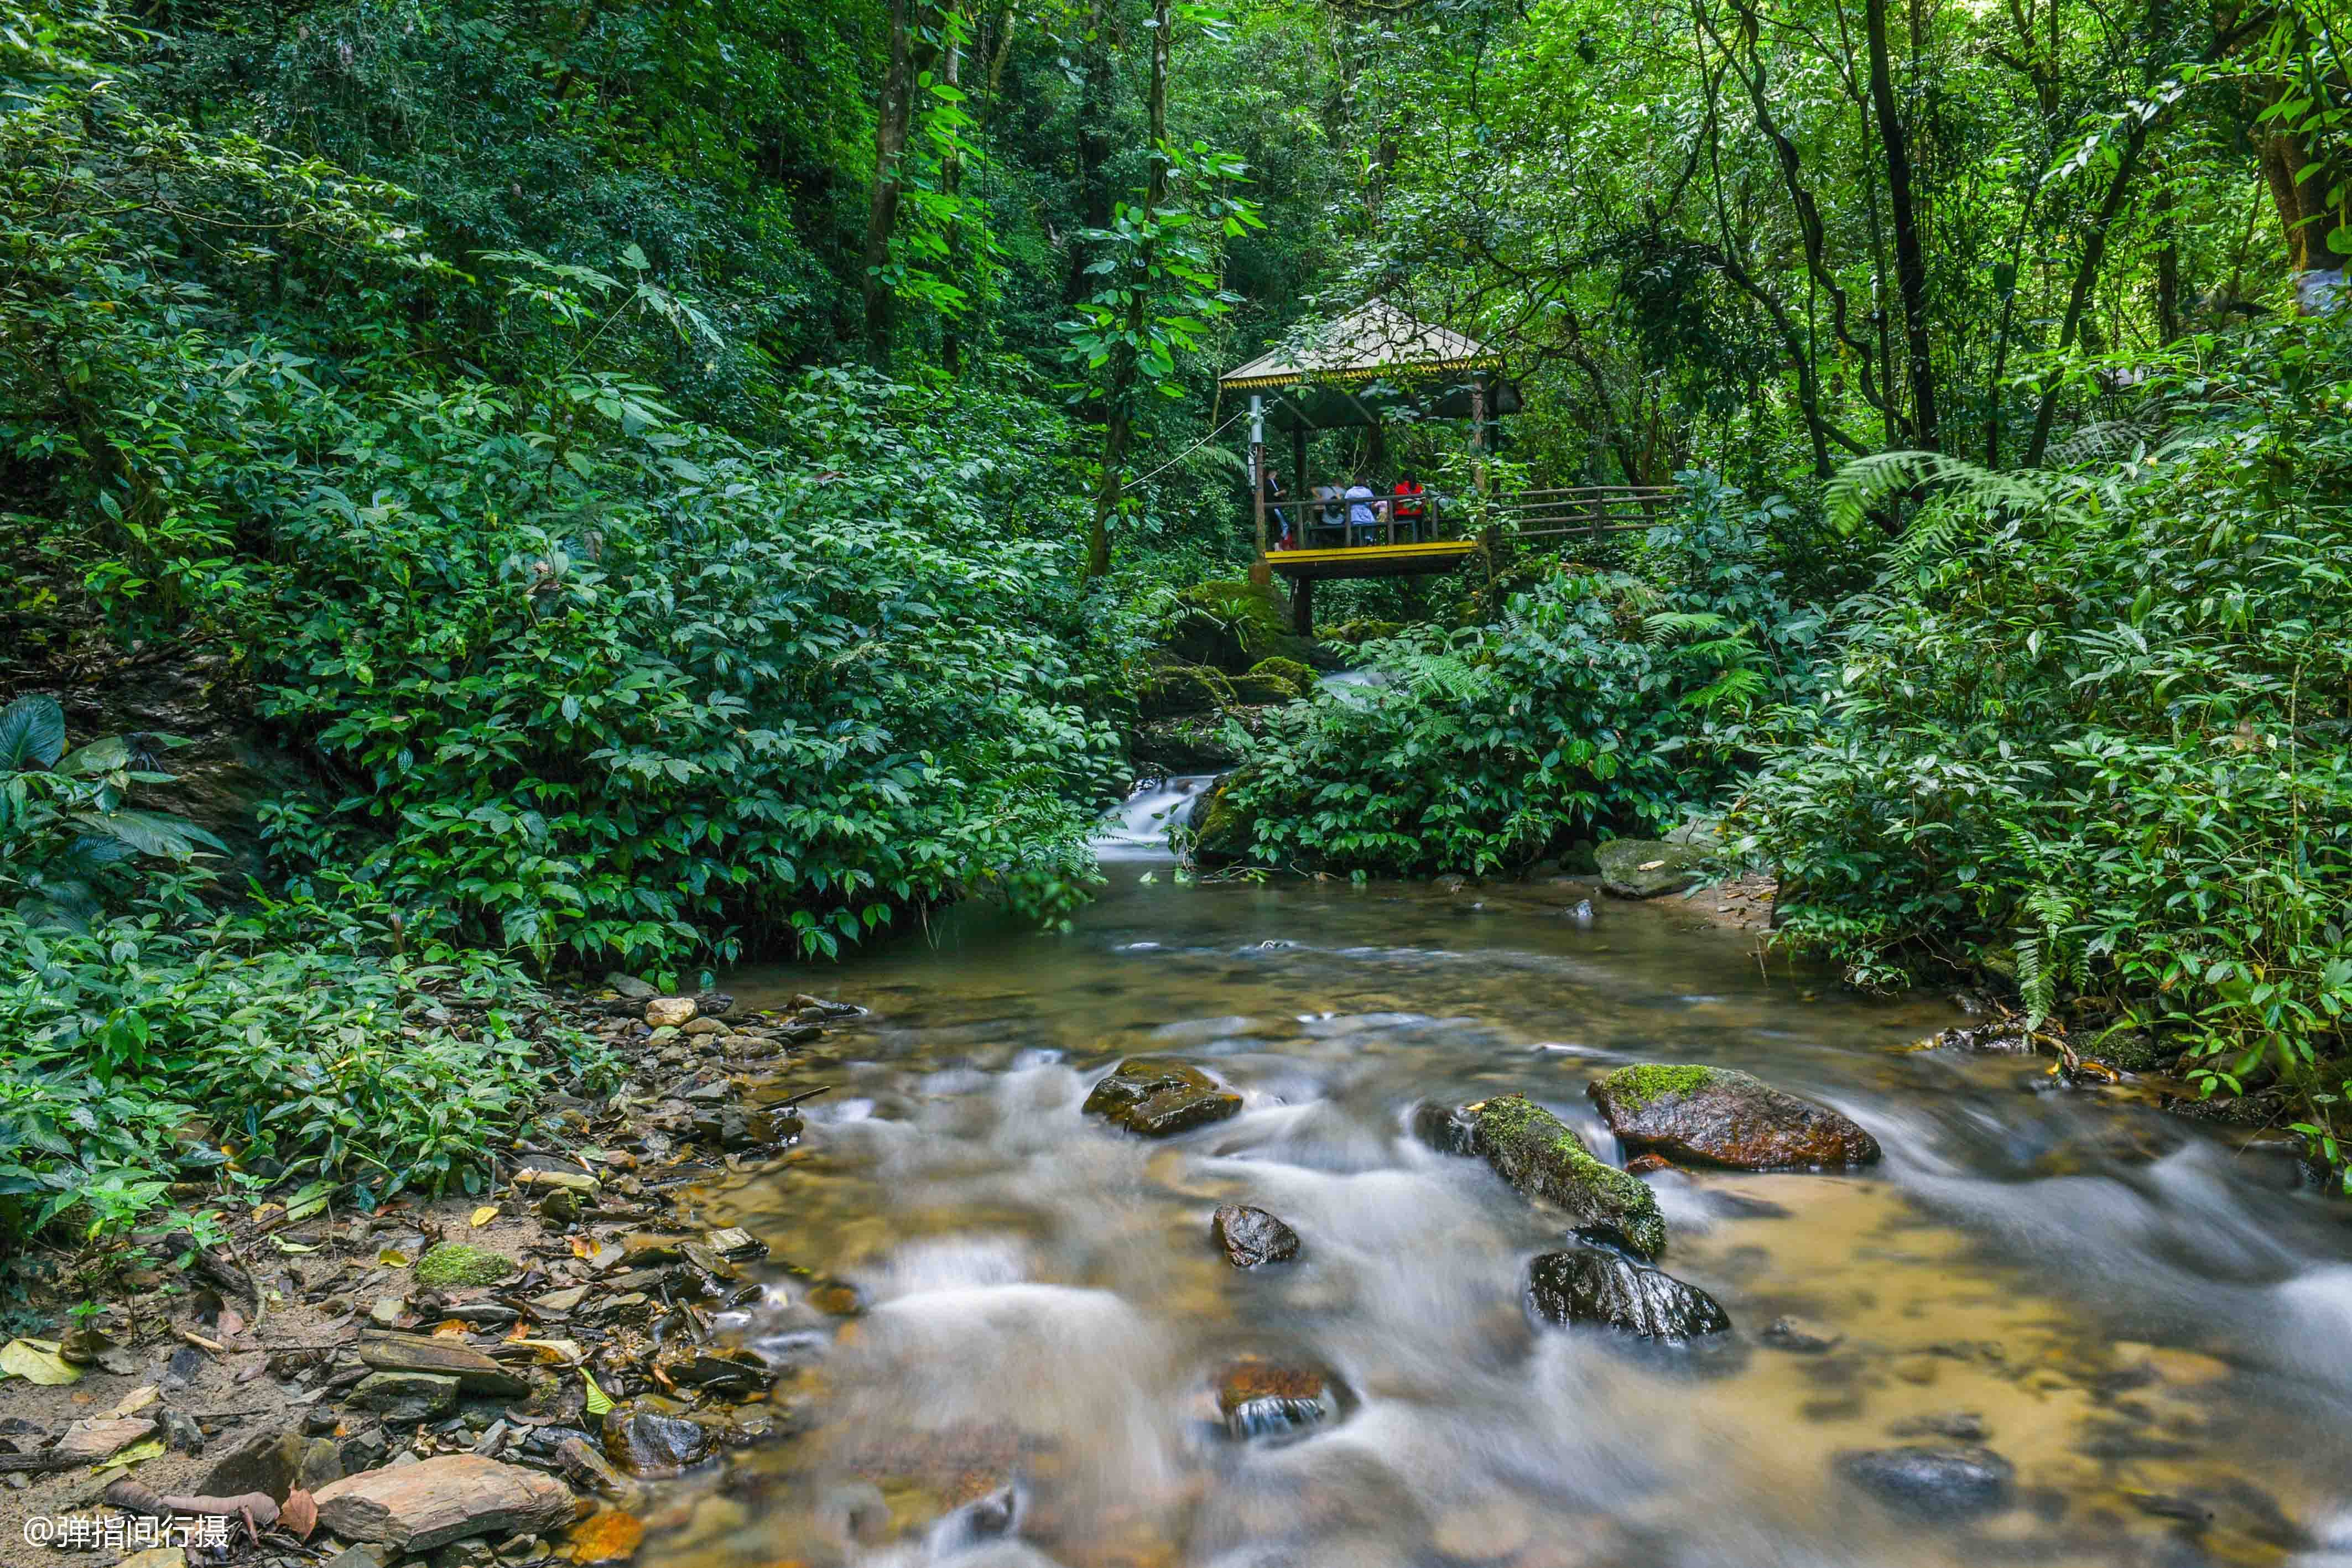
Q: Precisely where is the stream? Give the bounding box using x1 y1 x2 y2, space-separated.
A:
642 788 2352 1568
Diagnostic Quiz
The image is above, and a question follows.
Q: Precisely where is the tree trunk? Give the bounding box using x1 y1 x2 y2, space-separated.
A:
861 0 919 362
2025 126 2145 466
941 1 970 376
1083 0 1170 583
1864 0 1938 449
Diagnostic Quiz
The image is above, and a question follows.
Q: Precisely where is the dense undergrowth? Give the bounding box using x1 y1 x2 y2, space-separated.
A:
0 8 1125 1256
1204 475 1823 876
1738 320 2352 1169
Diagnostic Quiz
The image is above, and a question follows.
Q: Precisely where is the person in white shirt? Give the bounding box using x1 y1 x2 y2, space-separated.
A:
1344 476 1380 545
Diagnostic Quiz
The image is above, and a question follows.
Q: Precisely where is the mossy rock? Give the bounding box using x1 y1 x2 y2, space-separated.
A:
1229 669 1306 704
1138 662 1236 718
1246 655 1315 690
1589 1065 1881 1171
1594 838 1710 899
1165 580 1313 674
413 1242 518 1288
1319 618 1406 647
1188 774 1259 864
1470 1093 1666 1259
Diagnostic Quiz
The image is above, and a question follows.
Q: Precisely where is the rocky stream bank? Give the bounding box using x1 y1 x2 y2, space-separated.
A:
0 983 861 1568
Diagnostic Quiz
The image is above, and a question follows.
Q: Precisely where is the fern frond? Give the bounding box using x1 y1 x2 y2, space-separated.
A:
1825 450 2091 540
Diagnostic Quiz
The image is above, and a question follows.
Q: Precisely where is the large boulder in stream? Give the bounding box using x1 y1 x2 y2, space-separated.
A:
1524 1247 1730 1341
1594 838 1709 899
1588 1065 1881 1171
1468 1095 1667 1260
1084 1058 1242 1137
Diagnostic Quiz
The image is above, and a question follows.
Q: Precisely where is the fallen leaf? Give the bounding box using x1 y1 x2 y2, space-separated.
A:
268 1236 321 1254
508 1338 585 1366
0 1338 81 1384
280 1488 318 1540
470 1205 499 1228
433 1321 471 1337
379 1248 412 1268
580 1369 613 1416
101 1437 166 1470
569 1237 599 1260
217 1308 245 1338
108 1386 160 1419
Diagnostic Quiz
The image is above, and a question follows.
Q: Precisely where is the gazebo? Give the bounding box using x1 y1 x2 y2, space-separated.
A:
1222 299 1520 634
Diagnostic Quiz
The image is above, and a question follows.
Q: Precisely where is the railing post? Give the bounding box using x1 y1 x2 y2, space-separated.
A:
1248 394 1269 585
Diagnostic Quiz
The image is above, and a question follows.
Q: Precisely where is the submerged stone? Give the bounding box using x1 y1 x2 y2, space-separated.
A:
1213 1358 1335 1444
1083 1058 1242 1137
1469 1094 1666 1259
1211 1204 1300 1267
1524 1248 1730 1341
1836 1444 2016 1517
1409 1100 1482 1157
1589 1064 1881 1171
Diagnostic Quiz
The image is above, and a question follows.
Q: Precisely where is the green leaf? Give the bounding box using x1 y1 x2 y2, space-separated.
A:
0 695 67 770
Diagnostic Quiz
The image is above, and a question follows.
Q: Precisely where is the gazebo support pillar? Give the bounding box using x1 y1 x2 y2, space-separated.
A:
1248 394 1270 585
1289 575 1315 638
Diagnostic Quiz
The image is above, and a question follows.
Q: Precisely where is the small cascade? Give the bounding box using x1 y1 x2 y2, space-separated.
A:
1092 773 1221 859
1317 666 1390 707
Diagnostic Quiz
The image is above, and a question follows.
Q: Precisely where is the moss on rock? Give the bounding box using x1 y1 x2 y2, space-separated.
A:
1165 580 1313 673
1138 662 1237 718
413 1242 518 1287
1598 1064 1716 1112
1245 656 1316 693
1470 1093 1667 1259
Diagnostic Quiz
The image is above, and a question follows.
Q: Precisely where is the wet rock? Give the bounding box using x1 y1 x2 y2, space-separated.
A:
645 997 696 1029
1083 1058 1242 1138
1211 1204 1300 1268
689 1105 795 1150
1214 1359 1334 1443
553 1437 638 1502
1524 1248 1730 1341
1836 1445 2015 1518
1889 1411 1990 1441
1469 1094 1666 1259
350 1372 460 1423
1760 1316 1843 1353
789 992 862 1019
358 1333 531 1398
1409 1101 1482 1157
1594 838 1708 899
537 1188 580 1225
1588 1064 1881 1170
1625 1153 1672 1175
604 972 655 1001
313 1455 581 1553
412 1244 518 1289
160 1409 206 1455
202 1431 341 1503
601 1410 715 1476
690 989 736 1019
340 1428 391 1473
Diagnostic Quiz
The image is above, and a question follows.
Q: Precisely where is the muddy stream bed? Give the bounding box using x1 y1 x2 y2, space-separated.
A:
644 810 2352 1568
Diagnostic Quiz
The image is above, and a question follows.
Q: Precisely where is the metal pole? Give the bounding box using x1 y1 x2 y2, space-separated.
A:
1249 394 1268 581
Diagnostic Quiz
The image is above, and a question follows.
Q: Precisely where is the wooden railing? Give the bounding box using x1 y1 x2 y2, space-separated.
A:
1500 485 1682 540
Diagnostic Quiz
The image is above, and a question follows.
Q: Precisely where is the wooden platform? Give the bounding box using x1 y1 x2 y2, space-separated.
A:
1266 540 1479 581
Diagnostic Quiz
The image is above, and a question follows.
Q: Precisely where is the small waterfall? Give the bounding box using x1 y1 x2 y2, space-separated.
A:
1092 773 1220 859
1317 666 1390 707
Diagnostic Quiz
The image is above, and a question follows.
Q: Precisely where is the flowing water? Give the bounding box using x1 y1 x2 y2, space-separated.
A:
640 795 2352 1568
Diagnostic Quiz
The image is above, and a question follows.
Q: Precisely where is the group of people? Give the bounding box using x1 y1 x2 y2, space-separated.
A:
1258 471 1429 549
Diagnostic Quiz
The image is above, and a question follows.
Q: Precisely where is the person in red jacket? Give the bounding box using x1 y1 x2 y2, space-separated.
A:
1391 472 1426 540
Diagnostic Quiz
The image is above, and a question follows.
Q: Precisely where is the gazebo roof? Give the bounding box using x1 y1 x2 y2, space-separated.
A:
1221 299 1501 391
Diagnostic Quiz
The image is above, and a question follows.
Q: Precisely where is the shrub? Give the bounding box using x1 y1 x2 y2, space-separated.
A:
1208 476 1819 877
1736 318 2352 1177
